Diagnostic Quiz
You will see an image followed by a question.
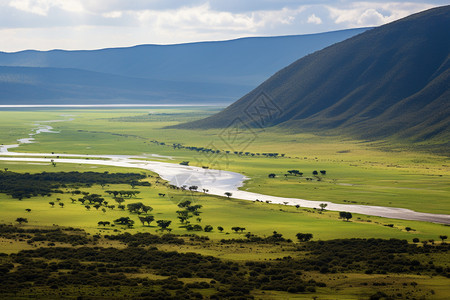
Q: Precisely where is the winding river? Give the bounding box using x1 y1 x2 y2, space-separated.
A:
1 119 449 224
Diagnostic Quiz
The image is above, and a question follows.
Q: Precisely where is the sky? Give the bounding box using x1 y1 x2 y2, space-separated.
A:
0 0 447 52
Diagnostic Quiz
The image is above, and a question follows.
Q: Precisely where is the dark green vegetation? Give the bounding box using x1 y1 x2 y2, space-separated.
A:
0 29 367 104
183 6 450 151
0 224 448 299
0 170 146 200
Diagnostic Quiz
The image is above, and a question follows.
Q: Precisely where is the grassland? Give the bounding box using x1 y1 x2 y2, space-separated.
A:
0 108 449 299
2 108 448 214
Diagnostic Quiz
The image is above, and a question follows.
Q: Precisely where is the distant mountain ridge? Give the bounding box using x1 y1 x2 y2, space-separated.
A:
0 29 368 104
182 6 450 146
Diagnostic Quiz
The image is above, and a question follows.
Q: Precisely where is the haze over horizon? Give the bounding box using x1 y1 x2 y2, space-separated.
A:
1 0 448 52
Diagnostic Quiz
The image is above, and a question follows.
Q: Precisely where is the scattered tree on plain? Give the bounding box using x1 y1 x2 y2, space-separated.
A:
139 215 155 226
156 220 172 231
339 211 352 221
16 217 28 224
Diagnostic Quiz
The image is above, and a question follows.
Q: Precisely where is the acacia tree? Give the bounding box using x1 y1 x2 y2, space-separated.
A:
225 192 232 198
339 211 352 221
440 235 448 243
16 217 28 224
156 220 171 231
231 226 245 233
114 217 134 228
139 215 155 226
319 203 328 211
217 226 224 232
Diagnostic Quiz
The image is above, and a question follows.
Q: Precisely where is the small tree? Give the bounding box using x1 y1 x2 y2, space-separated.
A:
296 233 313 242
295 204 300 209
114 217 134 228
319 203 327 211
339 211 352 221
59 202 64 208
25 208 31 213
440 235 448 243
312 170 318 176
412 238 420 243
16 217 28 224
344 212 352 221
139 215 155 226
224 192 232 198
204 225 213 232
268 173 276 178
141 205 153 214
192 224 203 231
156 220 172 231
217 226 224 232
49 201 55 207
231 226 241 233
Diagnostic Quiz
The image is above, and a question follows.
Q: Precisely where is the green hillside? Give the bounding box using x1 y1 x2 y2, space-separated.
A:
181 6 450 151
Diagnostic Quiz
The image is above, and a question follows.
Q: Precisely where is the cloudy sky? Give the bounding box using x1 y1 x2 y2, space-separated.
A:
0 0 447 52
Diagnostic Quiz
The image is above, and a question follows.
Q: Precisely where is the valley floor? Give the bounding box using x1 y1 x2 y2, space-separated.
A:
0 107 448 299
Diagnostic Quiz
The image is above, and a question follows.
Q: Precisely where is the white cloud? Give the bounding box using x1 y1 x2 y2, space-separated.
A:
327 2 436 27
307 13 322 24
0 1 445 51
8 0 84 16
102 10 122 19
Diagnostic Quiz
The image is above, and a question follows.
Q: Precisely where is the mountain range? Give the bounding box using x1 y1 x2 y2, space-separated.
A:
182 6 450 146
0 28 367 104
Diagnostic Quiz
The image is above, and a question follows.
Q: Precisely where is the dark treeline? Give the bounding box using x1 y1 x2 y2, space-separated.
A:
0 171 146 200
150 140 286 159
0 224 449 299
295 238 450 276
3 246 323 298
0 224 90 246
104 232 185 246
220 231 292 244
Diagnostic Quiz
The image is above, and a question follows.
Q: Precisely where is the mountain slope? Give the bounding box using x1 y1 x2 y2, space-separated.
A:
0 29 367 104
182 6 450 144
0 66 244 104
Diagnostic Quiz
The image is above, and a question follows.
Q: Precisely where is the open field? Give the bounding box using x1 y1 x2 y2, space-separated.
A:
1 108 448 214
0 149 449 244
0 108 449 299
